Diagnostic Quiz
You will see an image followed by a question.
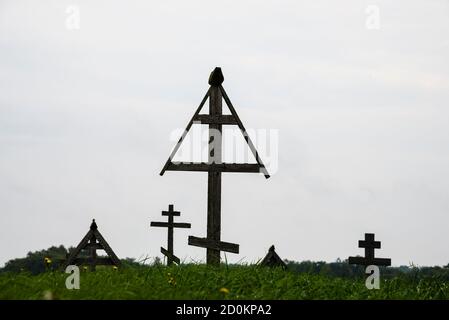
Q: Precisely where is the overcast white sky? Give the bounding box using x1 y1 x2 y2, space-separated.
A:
1 0 449 267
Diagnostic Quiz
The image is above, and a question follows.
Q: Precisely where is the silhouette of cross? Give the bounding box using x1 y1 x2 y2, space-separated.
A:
150 204 191 265
348 233 391 266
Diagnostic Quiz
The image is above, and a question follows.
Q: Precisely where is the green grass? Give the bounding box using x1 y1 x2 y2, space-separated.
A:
0 264 448 300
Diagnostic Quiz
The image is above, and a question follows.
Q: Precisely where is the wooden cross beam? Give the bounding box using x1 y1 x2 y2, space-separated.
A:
348 233 391 267
159 68 269 265
188 236 239 254
150 204 191 265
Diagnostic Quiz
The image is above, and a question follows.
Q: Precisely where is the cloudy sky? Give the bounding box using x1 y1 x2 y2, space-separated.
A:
1 0 448 267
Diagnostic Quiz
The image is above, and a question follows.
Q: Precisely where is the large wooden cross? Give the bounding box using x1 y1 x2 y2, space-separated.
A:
160 68 269 265
150 204 191 265
348 233 391 267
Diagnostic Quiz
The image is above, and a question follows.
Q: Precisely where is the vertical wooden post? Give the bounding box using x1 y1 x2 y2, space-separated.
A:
89 239 96 271
167 204 174 265
207 85 222 265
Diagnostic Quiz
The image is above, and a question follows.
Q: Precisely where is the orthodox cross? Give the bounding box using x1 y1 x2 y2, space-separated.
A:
150 204 191 265
62 219 121 271
160 67 269 265
348 233 391 267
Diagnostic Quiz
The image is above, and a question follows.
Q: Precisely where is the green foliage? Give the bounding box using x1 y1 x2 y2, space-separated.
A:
1 245 70 275
1 247 448 299
0 264 448 300
2 246 449 281
285 260 449 281
0 246 141 275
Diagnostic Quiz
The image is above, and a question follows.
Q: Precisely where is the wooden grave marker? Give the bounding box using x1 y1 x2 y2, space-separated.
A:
62 219 121 271
348 233 391 267
260 245 287 269
150 204 191 265
160 67 269 265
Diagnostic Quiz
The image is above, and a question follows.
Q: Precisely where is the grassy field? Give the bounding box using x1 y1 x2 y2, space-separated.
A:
0 264 448 300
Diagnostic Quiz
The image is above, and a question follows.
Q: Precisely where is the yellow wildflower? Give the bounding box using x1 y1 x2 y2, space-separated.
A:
219 287 230 294
43 290 54 300
168 274 176 286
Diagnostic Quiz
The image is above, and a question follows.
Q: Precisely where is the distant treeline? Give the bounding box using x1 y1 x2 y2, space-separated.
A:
285 259 449 281
0 245 139 275
1 246 448 281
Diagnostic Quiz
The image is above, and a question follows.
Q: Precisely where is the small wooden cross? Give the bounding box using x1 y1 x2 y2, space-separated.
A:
348 233 391 267
150 204 191 265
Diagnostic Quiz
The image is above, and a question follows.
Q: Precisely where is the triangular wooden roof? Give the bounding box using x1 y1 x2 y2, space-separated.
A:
159 67 270 178
260 245 287 269
62 219 121 270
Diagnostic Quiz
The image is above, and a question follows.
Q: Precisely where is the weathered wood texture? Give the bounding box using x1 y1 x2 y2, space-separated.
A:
159 68 269 265
165 162 265 173
192 114 237 125
73 257 115 266
260 245 287 269
188 236 239 254
160 247 180 264
208 67 224 86
206 85 222 265
62 219 121 271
